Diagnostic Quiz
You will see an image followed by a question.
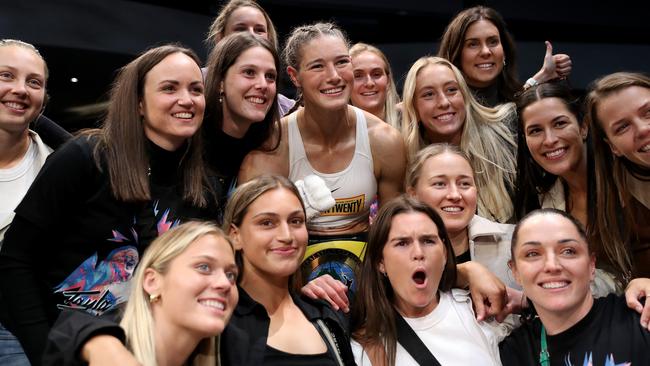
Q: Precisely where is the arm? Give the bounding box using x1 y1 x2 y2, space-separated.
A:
625 277 650 329
369 118 406 206
524 41 572 89
43 309 130 366
0 138 92 364
0 216 51 365
456 261 508 322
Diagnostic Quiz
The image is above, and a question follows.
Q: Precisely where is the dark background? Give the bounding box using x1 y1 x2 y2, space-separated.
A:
3 0 649 131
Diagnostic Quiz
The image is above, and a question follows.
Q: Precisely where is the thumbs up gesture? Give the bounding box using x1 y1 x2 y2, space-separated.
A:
536 41 572 83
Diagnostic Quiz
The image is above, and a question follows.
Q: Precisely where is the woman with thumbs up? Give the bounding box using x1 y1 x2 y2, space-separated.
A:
438 5 572 106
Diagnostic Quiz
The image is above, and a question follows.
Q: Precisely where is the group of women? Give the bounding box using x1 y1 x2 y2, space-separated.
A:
0 0 648 365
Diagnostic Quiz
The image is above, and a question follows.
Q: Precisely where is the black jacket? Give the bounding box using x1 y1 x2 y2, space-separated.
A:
220 287 356 366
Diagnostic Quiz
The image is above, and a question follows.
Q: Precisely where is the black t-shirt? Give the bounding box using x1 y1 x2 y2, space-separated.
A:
0 136 216 365
499 294 650 366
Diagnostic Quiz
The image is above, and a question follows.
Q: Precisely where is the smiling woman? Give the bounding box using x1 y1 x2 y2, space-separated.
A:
0 38 51 366
438 6 572 107
220 175 355 365
401 56 517 223
238 22 406 292
119 222 238 366
349 43 401 128
0 44 219 365
585 72 650 280
499 209 650 366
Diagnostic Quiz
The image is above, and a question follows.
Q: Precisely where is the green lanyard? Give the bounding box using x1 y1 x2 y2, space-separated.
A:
539 325 550 366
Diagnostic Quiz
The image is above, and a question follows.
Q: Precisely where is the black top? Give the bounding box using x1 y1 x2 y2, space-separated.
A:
264 345 337 366
499 294 650 366
456 249 472 264
470 83 504 107
0 136 217 365
220 286 355 366
31 114 72 149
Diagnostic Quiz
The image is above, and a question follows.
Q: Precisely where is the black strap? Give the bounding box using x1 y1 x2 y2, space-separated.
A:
393 308 442 366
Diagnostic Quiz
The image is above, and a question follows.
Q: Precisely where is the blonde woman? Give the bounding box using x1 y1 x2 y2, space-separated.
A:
44 222 238 366
349 43 401 128
401 56 516 223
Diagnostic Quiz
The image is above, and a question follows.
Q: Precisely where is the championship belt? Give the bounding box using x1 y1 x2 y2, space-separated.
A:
301 235 367 294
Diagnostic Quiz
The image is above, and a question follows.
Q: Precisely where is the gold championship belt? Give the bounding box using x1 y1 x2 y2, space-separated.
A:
301 238 366 294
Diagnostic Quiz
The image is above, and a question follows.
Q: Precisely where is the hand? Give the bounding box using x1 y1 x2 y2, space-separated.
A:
625 277 650 329
82 335 140 366
295 175 336 220
301 274 350 312
534 41 573 83
457 261 508 321
501 287 526 319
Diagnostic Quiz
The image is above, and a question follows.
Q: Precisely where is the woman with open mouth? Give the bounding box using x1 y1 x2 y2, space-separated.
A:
0 44 218 365
500 208 650 365
351 196 510 365
586 72 650 280
401 56 517 223
45 222 238 366
438 6 572 107
349 42 401 129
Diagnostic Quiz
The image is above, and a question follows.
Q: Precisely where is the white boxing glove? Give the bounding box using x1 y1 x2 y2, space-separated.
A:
294 175 336 220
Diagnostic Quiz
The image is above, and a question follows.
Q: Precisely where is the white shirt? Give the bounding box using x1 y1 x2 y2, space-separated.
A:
351 290 509 366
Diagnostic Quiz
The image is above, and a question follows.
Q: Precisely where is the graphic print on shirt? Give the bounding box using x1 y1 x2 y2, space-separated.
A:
54 201 180 315
565 352 630 366
320 194 366 216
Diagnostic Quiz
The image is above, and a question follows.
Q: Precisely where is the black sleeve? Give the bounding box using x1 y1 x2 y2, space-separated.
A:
498 323 538 366
43 310 125 366
31 115 72 149
0 138 95 365
0 215 53 366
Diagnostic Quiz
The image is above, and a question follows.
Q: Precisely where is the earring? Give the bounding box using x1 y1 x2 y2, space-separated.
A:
503 57 507 67
381 271 387 278
149 294 161 303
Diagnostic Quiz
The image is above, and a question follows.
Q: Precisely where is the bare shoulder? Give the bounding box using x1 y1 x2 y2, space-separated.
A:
363 110 404 155
238 117 291 183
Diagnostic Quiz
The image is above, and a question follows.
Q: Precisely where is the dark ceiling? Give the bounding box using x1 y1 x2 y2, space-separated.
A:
3 0 649 131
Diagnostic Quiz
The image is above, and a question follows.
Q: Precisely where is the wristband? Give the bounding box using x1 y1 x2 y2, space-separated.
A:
524 77 538 89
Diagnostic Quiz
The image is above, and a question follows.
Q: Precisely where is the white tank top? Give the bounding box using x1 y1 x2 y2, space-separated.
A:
288 106 377 234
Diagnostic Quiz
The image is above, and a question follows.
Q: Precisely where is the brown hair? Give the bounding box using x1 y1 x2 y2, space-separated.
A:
205 0 278 51
511 208 590 261
283 22 350 114
584 72 650 281
352 195 457 366
222 175 305 286
438 6 521 102
203 32 281 152
89 44 211 207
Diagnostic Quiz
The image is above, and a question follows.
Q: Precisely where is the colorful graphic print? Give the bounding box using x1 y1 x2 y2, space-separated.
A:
53 201 181 315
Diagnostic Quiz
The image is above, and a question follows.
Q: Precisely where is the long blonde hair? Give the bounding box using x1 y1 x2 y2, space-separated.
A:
401 56 517 222
349 42 401 128
120 221 233 366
